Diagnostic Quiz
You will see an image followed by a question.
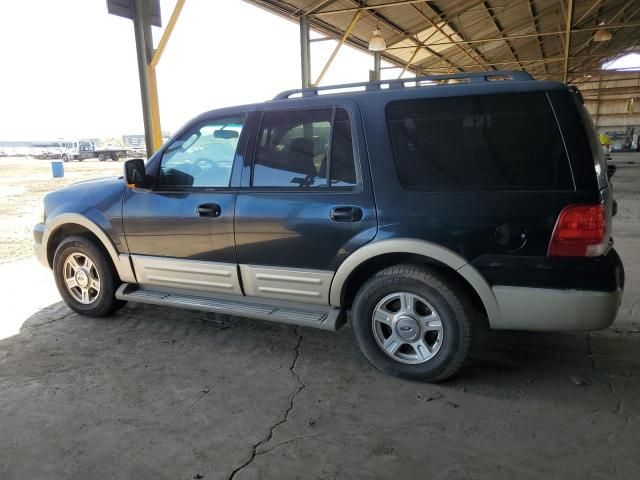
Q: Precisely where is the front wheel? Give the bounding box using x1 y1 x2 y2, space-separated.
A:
351 264 473 382
53 236 125 317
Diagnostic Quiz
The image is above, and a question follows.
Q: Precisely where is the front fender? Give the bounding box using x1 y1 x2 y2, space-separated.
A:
42 212 135 283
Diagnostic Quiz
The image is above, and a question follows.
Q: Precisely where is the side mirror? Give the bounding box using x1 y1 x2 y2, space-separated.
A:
124 158 148 188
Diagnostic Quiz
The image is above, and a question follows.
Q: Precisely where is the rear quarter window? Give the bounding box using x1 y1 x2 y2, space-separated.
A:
386 92 574 191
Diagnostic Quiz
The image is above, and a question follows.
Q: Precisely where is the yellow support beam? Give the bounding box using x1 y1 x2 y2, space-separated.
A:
151 0 186 68
147 64 163 151
313 10 363 86
143 0 187 152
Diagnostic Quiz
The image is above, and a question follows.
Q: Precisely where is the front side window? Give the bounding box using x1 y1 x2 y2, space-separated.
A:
253 108 357 188
159 116 244 188
387 93 573 191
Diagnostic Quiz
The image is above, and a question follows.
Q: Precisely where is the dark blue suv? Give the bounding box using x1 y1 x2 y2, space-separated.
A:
34 71 624 381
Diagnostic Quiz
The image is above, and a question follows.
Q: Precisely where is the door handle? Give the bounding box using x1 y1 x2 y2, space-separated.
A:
330 206 363 222
197 203 221 218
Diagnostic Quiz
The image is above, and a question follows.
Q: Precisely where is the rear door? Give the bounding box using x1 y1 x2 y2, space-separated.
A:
234 103 376 304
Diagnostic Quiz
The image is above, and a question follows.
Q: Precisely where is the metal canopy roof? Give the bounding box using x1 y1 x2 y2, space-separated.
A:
244 0 640 85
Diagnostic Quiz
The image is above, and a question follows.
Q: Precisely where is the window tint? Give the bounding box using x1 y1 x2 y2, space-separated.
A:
386 93 573 191
253 108 357 188
159 116 244 188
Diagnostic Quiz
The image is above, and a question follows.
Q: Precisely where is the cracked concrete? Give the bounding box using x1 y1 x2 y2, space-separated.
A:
228 327 305 480
1 153 640 479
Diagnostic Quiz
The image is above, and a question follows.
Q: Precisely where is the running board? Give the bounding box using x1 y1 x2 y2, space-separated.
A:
115 284 346 331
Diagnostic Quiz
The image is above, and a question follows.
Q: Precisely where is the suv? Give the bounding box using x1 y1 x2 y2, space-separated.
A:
34 71 624 381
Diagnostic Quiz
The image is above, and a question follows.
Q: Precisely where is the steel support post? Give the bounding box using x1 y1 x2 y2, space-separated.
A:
562 0 575 83
373 51 381 81
300 15 311 88
133 0 154 158
142 8 163 152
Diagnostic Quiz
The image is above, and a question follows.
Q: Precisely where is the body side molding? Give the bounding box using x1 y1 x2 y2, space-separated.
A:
132 256 242 295
43 213 136 283
240 265 333 305
329 238 502 327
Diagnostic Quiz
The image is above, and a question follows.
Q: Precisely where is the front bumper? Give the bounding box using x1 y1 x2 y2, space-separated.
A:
33 222 49 268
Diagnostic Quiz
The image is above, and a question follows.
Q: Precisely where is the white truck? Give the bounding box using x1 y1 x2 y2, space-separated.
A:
58 140 132 162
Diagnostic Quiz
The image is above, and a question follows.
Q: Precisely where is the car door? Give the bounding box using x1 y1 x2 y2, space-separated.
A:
122 114 248 295
234 104 377 304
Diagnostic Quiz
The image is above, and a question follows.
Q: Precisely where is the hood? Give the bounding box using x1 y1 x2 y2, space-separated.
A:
44 176 127 219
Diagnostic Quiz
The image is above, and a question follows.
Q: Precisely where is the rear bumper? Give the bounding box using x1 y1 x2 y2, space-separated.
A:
490 285 622 331
482 247 624 331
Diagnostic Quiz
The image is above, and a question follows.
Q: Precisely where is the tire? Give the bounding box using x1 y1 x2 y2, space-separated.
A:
351 264 472 382
110 153 118 161
61 154 69 162
53 235 126 317
98 153 106 162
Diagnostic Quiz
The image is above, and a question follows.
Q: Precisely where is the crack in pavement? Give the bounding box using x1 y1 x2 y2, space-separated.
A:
227 326 306 480
256 433 326 457
183 387 213 416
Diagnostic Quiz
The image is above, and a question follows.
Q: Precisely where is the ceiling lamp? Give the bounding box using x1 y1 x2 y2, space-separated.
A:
368 29 386 52
594 22 612 42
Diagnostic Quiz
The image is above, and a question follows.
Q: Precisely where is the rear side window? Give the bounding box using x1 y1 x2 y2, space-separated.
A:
253 107 357 188
386 93 573 191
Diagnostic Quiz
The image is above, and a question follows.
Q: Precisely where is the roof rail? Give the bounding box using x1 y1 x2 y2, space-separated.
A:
273 70 534 100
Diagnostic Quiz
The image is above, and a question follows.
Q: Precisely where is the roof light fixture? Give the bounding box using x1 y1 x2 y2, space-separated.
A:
593 22 612 42
368 29 386 52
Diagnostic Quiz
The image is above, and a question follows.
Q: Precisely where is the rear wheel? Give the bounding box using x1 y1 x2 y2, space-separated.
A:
53 236 125 317
351 264 472 382
61 154 69 162
98 153 106 161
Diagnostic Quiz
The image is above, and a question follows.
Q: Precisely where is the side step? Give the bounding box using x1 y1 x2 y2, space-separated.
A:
115 283 347 331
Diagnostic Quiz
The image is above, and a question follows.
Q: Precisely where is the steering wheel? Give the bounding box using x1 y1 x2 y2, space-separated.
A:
194 157 215 171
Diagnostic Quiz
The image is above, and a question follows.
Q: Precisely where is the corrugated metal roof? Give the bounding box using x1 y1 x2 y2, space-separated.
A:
244 0 640 84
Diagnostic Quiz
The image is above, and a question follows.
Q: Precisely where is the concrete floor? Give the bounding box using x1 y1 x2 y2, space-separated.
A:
1 154 639 480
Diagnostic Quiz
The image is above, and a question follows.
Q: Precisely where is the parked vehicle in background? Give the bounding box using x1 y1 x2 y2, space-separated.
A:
58 139 132 162
34 71 624 382
58 139 94 162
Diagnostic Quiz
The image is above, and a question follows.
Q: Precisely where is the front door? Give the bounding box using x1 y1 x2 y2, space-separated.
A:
234 105 377 304
123 114 247 295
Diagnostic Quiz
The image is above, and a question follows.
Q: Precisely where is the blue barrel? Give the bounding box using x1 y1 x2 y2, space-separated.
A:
51 160 64 178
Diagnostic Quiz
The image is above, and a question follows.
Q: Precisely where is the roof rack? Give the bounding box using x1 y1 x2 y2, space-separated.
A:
273 70 534 100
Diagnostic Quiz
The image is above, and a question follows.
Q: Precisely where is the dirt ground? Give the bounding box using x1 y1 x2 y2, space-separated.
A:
0 157 122 262
0 154 639 479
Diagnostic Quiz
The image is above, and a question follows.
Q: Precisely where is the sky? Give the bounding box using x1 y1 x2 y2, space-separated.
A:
604 53 640 71
0 0 400 141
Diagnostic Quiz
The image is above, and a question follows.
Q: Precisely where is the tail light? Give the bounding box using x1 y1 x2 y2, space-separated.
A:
548 204 607 257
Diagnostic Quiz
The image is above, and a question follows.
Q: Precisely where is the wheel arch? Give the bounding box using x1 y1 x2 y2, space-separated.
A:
44 213 136 283
329 239 501 327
